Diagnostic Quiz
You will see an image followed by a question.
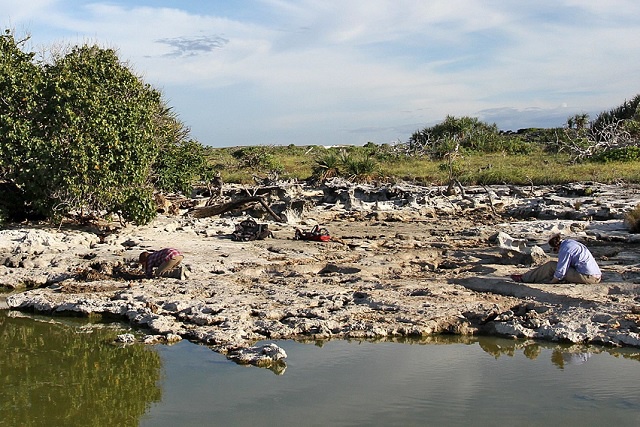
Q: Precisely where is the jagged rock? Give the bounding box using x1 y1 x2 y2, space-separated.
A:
115 333 136 343
227 343 288 366
496 231 528 252
3 182 640 367
529 245 549 265
492 320 536 338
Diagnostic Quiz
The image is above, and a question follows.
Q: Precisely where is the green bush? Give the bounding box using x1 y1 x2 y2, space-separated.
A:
592 146 640 163
489 135 533 155
408 115 504 159
341 152 378 182
0 31 208 225
152 138 212 194
231 146 284 172
116 187 156 225
313 151 342 181
311 149 378 182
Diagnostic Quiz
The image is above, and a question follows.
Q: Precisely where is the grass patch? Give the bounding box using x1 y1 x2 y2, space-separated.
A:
205 144 640 185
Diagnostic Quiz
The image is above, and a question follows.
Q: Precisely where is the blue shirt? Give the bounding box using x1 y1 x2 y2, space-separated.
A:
554 239 601 280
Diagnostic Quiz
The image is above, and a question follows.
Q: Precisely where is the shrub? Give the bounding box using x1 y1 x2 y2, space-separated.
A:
0 31 208 224
341 152 378 182
408 115 503 159
152 138 211 194
591 146 640 163
311 149 378 183
491 135 534 155
115 187 156 225
231 146 283 172
313 151 342 182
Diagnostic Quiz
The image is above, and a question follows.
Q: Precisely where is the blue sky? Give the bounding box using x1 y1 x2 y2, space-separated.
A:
2 1 639 147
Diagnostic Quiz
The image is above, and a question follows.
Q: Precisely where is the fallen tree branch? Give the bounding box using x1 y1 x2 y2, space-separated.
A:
189 195 283 222
481 184 498 216
189 196 264 218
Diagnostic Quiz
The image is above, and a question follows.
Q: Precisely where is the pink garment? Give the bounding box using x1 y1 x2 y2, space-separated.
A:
145 248 182 278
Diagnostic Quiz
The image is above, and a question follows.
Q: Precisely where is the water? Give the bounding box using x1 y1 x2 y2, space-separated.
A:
1 309 639 427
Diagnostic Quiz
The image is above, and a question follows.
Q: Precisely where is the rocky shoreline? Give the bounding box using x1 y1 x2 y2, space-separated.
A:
2 181 640 367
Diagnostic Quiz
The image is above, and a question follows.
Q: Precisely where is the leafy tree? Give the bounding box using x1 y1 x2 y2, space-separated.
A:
0 31 210 224
152 137 213 195
36 44 162 222
0 30 46 221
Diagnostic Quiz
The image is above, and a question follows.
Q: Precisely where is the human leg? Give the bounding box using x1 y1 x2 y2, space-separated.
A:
522 261 557 283
154 255 184 277
564 268 601 284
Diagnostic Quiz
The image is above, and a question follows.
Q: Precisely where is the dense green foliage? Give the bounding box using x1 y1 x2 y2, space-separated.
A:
231 145 284 172
408 115 532 158
0 31 210 224
592 146 640 163
312 148 378 183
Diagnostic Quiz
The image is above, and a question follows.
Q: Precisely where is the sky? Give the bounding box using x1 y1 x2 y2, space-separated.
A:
2 1 639 148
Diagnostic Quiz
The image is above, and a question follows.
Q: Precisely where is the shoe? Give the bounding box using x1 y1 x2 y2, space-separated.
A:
510 274 523 283
180 266 190 280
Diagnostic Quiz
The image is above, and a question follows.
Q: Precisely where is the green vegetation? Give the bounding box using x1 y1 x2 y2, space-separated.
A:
2 29 639 225
0 30 212 225
204 107 640 186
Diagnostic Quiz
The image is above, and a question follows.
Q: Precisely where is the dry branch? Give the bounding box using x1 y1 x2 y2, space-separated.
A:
189 195 283 222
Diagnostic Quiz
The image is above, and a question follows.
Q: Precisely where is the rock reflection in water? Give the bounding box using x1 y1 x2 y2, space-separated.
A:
141 334 640 426
0 309 162 427
477 334 640 368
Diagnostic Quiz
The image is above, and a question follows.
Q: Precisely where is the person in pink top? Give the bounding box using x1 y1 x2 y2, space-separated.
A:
139 248 186 279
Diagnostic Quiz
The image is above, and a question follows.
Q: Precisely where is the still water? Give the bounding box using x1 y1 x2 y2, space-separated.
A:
1 308 639 427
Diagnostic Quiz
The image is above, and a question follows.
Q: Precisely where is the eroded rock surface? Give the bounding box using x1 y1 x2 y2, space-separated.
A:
2 182 640 366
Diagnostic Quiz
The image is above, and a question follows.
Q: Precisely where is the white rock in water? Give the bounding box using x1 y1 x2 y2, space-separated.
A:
229 343 288 365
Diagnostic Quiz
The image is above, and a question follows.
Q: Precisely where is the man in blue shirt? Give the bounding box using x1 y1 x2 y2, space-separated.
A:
512 234 602 284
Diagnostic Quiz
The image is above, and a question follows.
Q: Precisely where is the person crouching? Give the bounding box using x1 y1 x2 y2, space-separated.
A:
139 248 186 279
511 234 601 284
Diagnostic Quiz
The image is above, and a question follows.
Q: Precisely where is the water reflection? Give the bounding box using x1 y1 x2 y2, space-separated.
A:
551 349 592 368
143 335 640 426
308 334 640 369
3 305 640 427
475 335 640 367
0 309 162 427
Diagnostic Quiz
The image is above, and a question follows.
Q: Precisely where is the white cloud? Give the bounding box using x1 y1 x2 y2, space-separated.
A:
2 0 639 146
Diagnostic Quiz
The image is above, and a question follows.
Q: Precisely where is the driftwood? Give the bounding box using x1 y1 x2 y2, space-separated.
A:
190 196 283 222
